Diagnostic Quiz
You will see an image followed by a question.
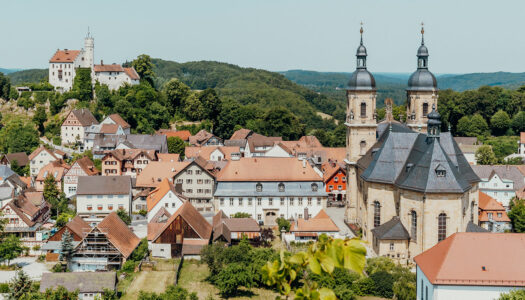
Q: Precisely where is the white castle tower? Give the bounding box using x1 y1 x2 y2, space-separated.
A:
83 29 94 69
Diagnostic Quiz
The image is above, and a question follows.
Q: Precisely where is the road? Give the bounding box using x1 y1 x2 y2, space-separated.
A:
0 257 50 283
39 137 77 156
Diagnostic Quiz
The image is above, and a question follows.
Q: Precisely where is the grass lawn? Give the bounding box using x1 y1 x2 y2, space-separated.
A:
120 259 178 300
177 259 280 299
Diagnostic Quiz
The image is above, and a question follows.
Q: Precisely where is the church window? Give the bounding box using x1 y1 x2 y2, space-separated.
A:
373 201 380 228
411 211 417 242
438 213 447 242
423 103 429 116
389 243 394 251
360 141 367 155
360 103 367 118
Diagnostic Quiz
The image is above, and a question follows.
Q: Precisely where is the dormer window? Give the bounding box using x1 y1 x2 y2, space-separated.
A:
311 183 318 192
278 183 285 192
435 164 446 177
256 183 262 192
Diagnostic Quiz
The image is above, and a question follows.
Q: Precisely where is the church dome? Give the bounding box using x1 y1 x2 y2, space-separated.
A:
417 44 429 57
356 44 367 56
407 69 437 91
347 69 376 91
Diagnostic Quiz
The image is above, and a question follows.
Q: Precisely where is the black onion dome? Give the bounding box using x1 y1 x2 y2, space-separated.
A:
407 69 437 91
417 44 429 57
356 44 367 56
427 105 441 126
347 69 376 91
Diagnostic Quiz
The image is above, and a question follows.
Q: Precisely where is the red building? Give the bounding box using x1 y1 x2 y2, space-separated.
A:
322 161 346 201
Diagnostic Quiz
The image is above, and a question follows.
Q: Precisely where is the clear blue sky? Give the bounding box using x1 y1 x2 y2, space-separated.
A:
1 0 524 74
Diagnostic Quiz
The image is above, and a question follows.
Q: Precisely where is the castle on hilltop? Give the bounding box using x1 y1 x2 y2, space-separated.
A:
48 31 139 92
345 25 482 262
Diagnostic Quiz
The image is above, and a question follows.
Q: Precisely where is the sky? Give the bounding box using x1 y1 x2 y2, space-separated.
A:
1 0 525 74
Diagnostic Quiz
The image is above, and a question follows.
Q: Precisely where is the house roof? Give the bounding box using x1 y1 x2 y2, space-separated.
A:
69 109 99 127
156 129 191 141
107 114 131 129
181 239 209 255
189 130 220 146
223 218 261 232
479 192 511 222
322 161 346 182
454 137 479 146
97 212 140 258
465 221 489 232
479 191 506 211
521 132 525 144
371 216 410 240
103 149 157 162
290 209 339 232
299 136 323 148
185 146 240 161
40 272 116 293
24 192 44 206
71 156 98 176
63 215 91 239
152 202 212 242
76 176 131 195
457 144 483 155
124 67 140 80
100 124 120 134
472 165 525 191
136 161 190 188
217 157 321 182
246 133 282 152
146 178 186 212
49 49 80 63
28 146 59 161
156 153 180 163
3 196 49 227
414 233 525 286
36 161 71 181
93 64 124 72
230 128 253 140
124 134 168 153
3 152 29 166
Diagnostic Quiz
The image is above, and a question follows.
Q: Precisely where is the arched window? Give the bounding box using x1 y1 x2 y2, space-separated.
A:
278 183 285 192
470 201 475 222
438 213 447 242
311 183 318 192
411 211 417 242
373 201 381 228
422 103 429 116
360 141 367 155
360 103 367 118
256 183 262 192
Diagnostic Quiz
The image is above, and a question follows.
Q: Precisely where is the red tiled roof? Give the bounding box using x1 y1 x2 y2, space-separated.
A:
97 212 140 258
521 132 525 144
230 128 253 140
124 67 140 80
100 124 120 134
290 209 339 232
321 161 346 182
107 114 131 129
151 202 212 242
156 130 191 141
29 146 58 161
36 161 71 181
93 64 124 72
136 161 191 188
414 233 525 286
65 216 91 239
478 191 510 222
146 178 186 212
72 156 98 176
156 153 180 163
49 50 80 63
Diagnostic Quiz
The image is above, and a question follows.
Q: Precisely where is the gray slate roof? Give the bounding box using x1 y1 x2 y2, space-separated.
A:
371 216 410 240
471 165 525 191
39 272 116 293
124 134 168 153
358 124 479 194
77 176 131 195
466 221 489 233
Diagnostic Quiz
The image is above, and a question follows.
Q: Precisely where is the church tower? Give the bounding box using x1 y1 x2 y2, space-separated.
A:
83 29 94 69
406 24 438 132
345 25 377 223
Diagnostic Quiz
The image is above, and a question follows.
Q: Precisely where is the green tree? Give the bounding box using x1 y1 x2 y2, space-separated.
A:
9 87 18 100
8 270 32 299
508 198 525 233
56 213 74 228
311 129 332 147
499 289 525 300
370 271 394 298
0 235 23 266
138 285 197 300
59 229 75 266
0 72 11 99
39 286 78 300
276 217 291 232
0 118 39 154
470 114 490 136
491 110 511 135
231 212 251 218
475 145 497 165
511 111 525 133
456 116 471 136
43 174 61 217
215 263 254 297
32 106 47 135
253 107 305 140
72 68 93 101
164 78 190 112
199 88 221 121
167 137 186 157
117 208 131 225
132 54 156 86
182 93 205 120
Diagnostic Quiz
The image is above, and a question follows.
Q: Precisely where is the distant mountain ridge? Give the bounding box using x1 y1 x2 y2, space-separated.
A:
0 68 22 75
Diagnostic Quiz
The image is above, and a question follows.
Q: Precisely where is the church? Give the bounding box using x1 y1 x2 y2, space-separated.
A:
344 26 481 262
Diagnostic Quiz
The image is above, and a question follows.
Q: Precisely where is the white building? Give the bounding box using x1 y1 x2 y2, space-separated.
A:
76 176 132 225
415 232 525 300
214 157 327 226
472 165 525 207
93 63 140 90
519 132 525 156
146 178 186 223
61 108 99 147
63 157 98 198
28 146 64 177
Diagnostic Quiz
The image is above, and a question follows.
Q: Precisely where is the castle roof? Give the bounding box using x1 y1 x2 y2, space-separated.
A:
49 50 81 63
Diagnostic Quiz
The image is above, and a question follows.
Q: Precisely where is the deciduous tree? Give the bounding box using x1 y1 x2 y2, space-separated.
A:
475 145 497 165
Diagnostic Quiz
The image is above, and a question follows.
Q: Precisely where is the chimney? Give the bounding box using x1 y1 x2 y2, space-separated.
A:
304 208 309 220
101 60 104 65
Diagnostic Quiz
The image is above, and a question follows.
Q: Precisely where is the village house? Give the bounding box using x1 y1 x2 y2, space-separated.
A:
519 132 525 156
156 129 191 142
76 176 132 225
0 165 27 197
136 161 191 190
40 272 117 300
84 114 130 150
71 212 140 271
93 62 140 90
157 153 180 163
35 160 71 192
100 114 131 133
148 201 212 259
189 129 223 146
101 149 157 177
321 160 347 202
61 108 99 148
42 215 91 262
0 193 50 254
28 146 65 177
472 165 525 207
289 209 339 242
478 191 512 232
63 156 98 198
93 134 168 158
415 232 525 300
146 178 186 223
212 210 261 245
0 152 29 170
454 137 483 165
184 146 241 161
214 157 327 226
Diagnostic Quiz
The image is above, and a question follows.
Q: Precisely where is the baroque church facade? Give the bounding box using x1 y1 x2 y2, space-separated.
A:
345 26 481 262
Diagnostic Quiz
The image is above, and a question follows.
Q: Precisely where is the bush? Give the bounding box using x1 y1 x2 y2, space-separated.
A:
138 209 147 217
351 277 375 296
52 136 61 146
0 283 9 293
51 263 64 273
333 285 356 300
214 263 254 297
276 217 290 232
121 260 137 273
370 270 394 298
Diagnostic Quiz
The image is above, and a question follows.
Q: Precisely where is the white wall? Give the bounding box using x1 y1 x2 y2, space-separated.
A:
149 243 171 258
94 71 132 91
265 145 292 157
479 174 515 207
77 193 131 217
30 150 57 177
147 190 184 223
